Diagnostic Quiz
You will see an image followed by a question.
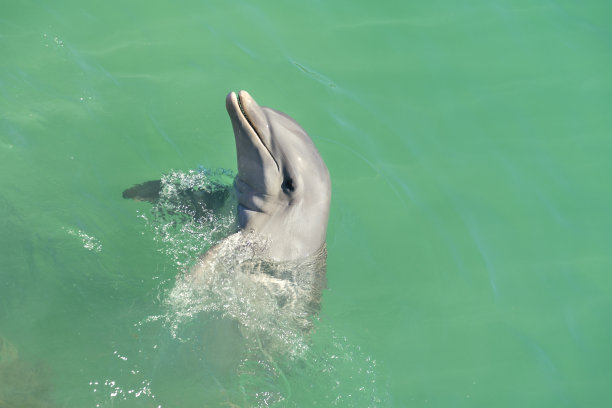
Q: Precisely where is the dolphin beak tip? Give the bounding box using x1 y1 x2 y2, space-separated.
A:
238 90 253 101
226 91 237 112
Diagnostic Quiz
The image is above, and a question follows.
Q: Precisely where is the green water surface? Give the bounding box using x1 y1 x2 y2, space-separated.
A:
1 0 611 407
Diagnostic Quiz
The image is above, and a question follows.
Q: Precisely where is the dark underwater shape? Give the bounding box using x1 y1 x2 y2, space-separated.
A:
0 336 55 408
122 179 231 216
122 180 163 202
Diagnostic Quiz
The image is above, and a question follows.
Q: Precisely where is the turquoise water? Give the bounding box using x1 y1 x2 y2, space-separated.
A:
2 0 612 406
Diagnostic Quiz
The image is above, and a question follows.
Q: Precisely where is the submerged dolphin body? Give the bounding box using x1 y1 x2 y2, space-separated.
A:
226 90 331 261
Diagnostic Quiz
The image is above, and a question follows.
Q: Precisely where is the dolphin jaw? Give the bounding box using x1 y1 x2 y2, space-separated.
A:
229 91 280 173
227 91 283 199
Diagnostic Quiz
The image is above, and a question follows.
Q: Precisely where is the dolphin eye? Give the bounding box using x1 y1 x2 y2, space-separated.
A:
282 176 295 193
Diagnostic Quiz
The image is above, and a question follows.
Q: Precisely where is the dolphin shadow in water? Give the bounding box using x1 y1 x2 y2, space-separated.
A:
123 91 331 340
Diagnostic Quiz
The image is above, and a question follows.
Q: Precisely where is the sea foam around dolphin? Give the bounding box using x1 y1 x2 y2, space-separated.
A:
139 168 323 356
133 168 387 406
138 167 236 267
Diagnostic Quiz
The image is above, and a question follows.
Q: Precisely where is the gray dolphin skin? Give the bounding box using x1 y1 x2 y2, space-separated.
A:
226 90 331 261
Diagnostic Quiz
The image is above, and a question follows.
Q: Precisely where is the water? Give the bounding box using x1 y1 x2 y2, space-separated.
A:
1 0 612 406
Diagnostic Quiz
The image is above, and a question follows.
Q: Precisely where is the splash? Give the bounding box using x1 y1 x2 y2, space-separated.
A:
128 168 387 407
141 167 237 268
165 232 327 356
140 168 325 357
64 227 102 252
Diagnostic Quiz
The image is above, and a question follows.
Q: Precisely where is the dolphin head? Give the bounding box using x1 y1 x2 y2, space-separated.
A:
226 90 331 261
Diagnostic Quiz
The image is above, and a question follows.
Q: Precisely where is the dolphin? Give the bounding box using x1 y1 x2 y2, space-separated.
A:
225 90 331 261
123 90 331 262
124 91 331 355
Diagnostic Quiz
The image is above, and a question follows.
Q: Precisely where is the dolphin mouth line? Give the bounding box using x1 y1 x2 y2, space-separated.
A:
236 92 280 172
237 94 251 126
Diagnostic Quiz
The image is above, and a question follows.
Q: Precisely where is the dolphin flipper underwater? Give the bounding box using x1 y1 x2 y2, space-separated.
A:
123 91 331 334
